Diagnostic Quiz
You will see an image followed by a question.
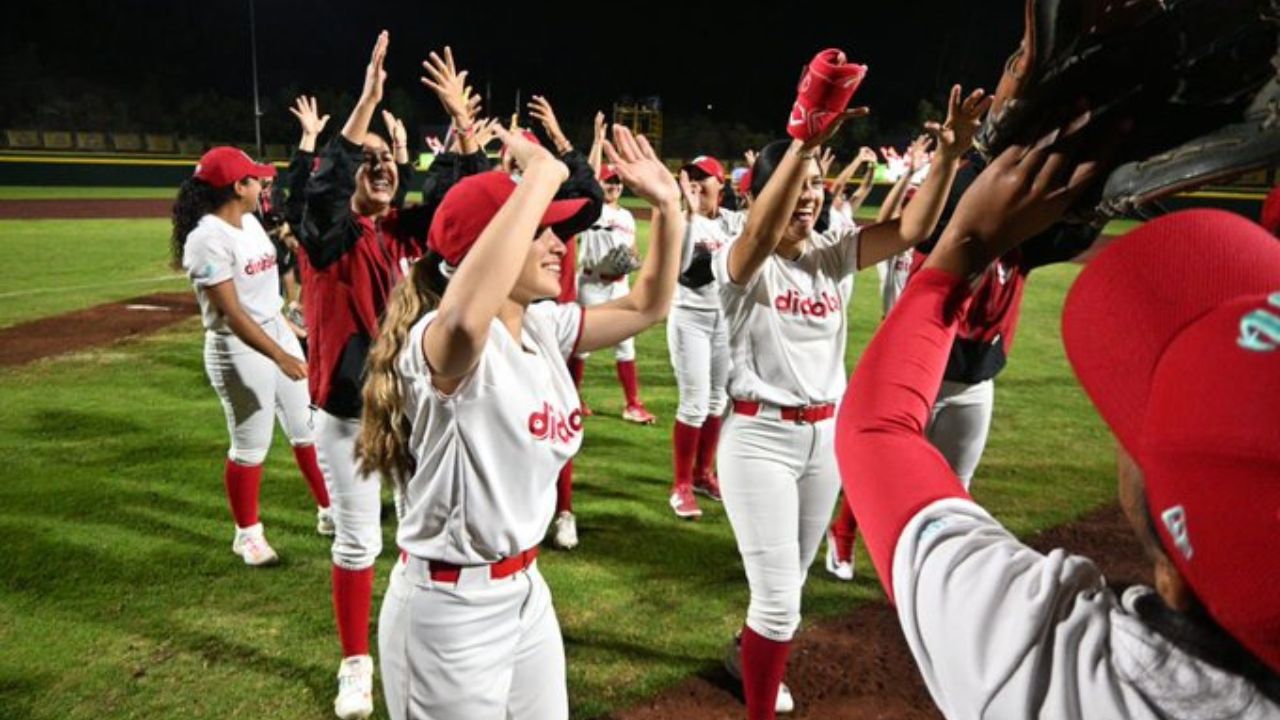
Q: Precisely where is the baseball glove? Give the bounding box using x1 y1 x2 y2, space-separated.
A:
977 0 1280 219
593 245 642 278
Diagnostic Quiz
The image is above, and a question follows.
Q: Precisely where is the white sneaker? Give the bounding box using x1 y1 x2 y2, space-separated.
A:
316 506 335 537
723 633 795 714
551 510 578 550
334 655 374 720
231 523 279 566
824 531 855 582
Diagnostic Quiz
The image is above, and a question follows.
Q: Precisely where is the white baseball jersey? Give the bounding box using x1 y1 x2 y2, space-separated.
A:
395 301 584 564
676 208 746 310
827 204 858 235
712 227 861 407
577 204 636 273
183 213 282 332
894 497 1280 719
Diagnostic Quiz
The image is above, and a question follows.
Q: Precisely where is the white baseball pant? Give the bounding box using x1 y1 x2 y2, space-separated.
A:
576 276 634 361
718 411 842 641
926 379 994 489
203 316 313 465
379 558 567 720
666 305 730 427
314 409 383 570
877 252 911 316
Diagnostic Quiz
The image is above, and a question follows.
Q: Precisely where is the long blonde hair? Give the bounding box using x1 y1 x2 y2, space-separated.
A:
357 257 442 489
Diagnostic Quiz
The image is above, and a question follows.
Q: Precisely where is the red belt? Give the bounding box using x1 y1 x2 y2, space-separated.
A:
732 399 836 424
400 546 540 584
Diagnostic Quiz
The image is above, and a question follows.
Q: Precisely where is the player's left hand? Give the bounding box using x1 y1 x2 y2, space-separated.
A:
528 95 570 151
602 125 679 207
359 31 389 106
420 47 474 126
928 85 994 160
381 110 407 148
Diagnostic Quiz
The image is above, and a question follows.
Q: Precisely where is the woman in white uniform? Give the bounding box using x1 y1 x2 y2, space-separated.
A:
171 146 332 566
712 51 990 717
356 124 684 720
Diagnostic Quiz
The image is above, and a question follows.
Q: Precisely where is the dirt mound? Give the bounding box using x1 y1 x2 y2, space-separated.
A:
605 504 1146 719
0 292 197 367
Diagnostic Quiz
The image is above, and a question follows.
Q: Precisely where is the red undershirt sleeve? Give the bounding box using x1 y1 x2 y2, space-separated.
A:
835 267 975 604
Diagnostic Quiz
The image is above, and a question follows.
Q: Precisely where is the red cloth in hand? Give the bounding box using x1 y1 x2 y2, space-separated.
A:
787 49 868 142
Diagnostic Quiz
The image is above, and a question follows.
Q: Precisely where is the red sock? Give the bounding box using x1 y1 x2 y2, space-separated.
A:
224 459 262 528
672 421 700 491
831 494 858 542
556 460 573 513
291 444 330 508
693 415 723 479
567 356 586 387
741 627 792 720
615 360 641 406
332 565 374 657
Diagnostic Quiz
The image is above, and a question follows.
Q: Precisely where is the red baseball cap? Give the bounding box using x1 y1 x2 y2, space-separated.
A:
1262 185 1280 235
1062 209 1280 673
599 164 620 183
682 155 725 183
428 171 588 267
193 146 276 187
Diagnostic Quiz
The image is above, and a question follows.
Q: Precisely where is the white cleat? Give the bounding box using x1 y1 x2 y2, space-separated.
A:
824 531 855 582
316 506 336 537
334 655 374 720
231 523 279 567
550 510 579 550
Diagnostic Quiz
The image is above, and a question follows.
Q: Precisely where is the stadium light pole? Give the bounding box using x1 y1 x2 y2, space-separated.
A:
248 0 264 158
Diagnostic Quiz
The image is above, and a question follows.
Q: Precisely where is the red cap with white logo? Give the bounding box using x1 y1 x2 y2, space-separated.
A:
1063 209 1280 673
682 155 725 183
428 171 588 267
599 164 620 183
193 146 277 187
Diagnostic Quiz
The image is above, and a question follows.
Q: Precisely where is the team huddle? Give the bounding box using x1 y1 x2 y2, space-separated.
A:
170 11 1279 720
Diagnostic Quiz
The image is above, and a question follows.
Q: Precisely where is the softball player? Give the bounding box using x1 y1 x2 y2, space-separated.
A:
170 146 332 566
667 155 744 519
576 164 653 421
298 34 491 719
357 124 685 720
713 65 989 717
836 132 1280 717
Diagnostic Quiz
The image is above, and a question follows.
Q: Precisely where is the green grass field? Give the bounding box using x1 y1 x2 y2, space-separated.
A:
0 212 1117 719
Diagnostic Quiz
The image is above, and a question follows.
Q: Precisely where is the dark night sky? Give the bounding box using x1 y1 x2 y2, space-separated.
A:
3 2 1023 143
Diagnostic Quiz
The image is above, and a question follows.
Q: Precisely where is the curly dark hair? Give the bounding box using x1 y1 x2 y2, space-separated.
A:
170 177 237 269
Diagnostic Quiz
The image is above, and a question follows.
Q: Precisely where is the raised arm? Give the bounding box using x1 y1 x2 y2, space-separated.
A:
420 46 480 156
576 126 685 351
858 86 992 268
423 130 569 387
846 148 879 218
587 111 606 177
528 94 574 156
341 31 388 146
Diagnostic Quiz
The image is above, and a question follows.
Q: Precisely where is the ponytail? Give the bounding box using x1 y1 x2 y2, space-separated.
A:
170 177 237 268
357 256 444 490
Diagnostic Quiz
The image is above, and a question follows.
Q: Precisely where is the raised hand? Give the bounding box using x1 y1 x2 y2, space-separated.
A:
527 95 571 153
906 134 933 170
425 135 445 154
926 85 993 160
857 146 879 166
744 149 759 168
602 125 679 207
420 47 474 126
360 31 389 106
801 106 870 150
492 124 566 181
593 111 607 145
382 109 408 162
678 169 701 216
818 147 836 178
289 96 331 138
473 118 501 150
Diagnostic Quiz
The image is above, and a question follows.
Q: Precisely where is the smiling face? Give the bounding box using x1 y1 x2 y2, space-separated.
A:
353 133 398 216
603 178 623 204
784 159 824 243
686 168 723 218
510 227 567 303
